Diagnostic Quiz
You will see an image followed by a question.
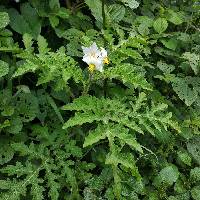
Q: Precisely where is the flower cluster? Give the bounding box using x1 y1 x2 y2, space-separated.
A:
82 42 109 73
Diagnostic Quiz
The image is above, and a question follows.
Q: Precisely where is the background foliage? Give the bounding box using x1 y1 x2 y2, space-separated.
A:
0 0 200 199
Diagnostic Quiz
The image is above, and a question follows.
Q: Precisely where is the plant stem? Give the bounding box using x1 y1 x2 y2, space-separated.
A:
82 74 92 96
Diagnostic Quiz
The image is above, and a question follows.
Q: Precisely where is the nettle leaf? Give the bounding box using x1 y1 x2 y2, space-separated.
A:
120 0 140 9
55 28 84 56
161 38 178 51
0 120 10 129
168 193 190 200
153 18 168 34
49 0 60 11
187 136 200 165
83 188 99 200
191 186 200 200
56 7 69 19
30 0 51 17
182 52 200 75
135 16 154 27
157 61 175 74
166 9 184 25
0 140 14 165
153 165 179 188
190 167 200 183
49 15 59 28
0 12 10 29
177 151 192 166
174 179 187 194
20 3 41 37
0 60 9 77
85 0 126 25
8 8 30 33
171 76 200 106
7 2 41 38
85 0 103 23
6 116 23 134
107 4 125 22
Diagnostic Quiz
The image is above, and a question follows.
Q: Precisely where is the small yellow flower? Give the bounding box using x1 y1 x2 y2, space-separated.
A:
88 64 96 73
103 57 109 64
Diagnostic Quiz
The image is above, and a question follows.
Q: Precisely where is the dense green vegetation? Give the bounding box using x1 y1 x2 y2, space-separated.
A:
0 0 200 199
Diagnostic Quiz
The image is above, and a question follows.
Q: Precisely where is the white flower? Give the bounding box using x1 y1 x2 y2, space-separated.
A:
15 0 20 2
82 42 109 73
83 55 103 72
100 47 109 64
82 42 100 57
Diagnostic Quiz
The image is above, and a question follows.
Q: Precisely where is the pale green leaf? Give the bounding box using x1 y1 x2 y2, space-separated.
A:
85 0 103 23
166 9 183 25
190 167 200 182
161 38 178 51
49 0 60 11
49 16 59 28
57 7 69 19
187 136 200 165
23 33 33 51
0 12 10 29
107 4 125 22
83 125 107 147
157 61 175 74
121 0 140 9
153 165 179 188
171 77 198 106
8 3 41 38
177 151 192 166
0 60 9 78
182 52 200 75
37 35 50 54
191 186 200 200
153 18 168 34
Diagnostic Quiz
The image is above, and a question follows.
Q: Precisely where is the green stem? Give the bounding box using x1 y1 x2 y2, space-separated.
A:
102 0 106 29
82 74 92 96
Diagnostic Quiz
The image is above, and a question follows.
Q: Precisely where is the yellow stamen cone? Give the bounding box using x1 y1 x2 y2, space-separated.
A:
103 57 109 64
88 64 96 73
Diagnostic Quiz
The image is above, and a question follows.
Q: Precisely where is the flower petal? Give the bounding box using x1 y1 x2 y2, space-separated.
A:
100 47 108 58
